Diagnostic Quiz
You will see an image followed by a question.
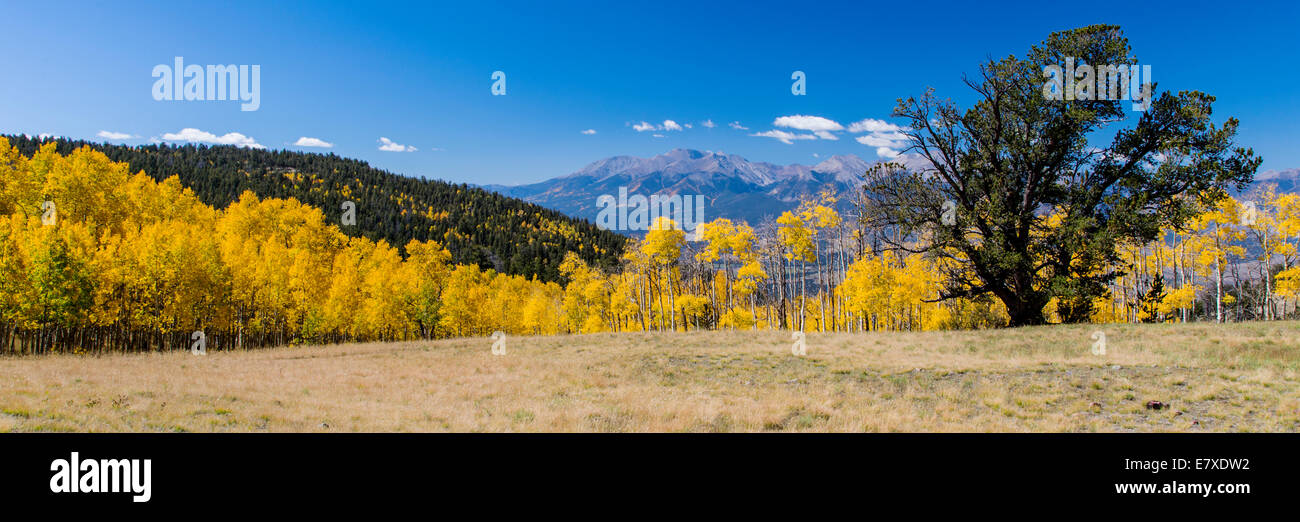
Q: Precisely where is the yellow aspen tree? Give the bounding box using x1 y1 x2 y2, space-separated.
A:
642 217 685 331
776 211 815 331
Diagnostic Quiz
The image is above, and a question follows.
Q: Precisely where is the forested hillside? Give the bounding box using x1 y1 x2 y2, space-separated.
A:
3 135 625 281
2 138 1294 355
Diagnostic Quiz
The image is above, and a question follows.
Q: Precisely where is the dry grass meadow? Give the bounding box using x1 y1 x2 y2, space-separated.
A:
1 321 1297 432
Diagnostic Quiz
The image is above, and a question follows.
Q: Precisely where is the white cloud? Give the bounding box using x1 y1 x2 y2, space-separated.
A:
580 129 597 135
37 133 58 139
762 115 845 142
97 130 136 140
632 120 686 133
749 129 817 145
701 120 716 128
293 136 334 148
652 134 665 138
774 115 844 133
848 118 911 158
378 137 417 152
728 121 748 131
855 134 900 148
847 118 903 134
161 128 264 149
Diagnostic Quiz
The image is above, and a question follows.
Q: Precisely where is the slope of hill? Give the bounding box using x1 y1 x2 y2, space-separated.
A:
485 149 914 226
4 135 625 281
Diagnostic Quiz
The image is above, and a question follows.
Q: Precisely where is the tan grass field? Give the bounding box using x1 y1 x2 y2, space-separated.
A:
1 322 1298 432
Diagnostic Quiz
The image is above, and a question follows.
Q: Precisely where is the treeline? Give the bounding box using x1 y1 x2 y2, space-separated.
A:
0 140 569 353
1110 188 1300 324
539 186 1300 336
2 142 1296 355
2 134 625 282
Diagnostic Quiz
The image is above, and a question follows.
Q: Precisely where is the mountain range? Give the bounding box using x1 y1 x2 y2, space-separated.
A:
1256 168 1300 193
484 149 906 227
487 149 1300 231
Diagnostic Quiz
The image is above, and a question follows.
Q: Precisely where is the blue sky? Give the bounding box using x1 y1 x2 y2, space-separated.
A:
1 0 1296 185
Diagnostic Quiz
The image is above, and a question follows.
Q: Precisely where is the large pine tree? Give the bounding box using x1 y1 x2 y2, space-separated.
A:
860 25 1260 326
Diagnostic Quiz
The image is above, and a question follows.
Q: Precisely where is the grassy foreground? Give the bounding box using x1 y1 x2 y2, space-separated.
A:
1 322 1297 432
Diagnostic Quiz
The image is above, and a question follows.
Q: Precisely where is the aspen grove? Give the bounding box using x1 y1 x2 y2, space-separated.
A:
1 139 1296 354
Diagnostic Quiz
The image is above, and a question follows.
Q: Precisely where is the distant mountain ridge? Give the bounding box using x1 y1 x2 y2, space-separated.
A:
485 149 890 227
488 149 1298 230
1256 168 1300 193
